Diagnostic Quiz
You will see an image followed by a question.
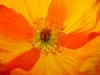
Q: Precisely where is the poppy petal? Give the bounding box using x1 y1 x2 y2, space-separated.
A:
0 63 10 75
0 48 41 75
63 0 100 33
0 37 33 64
0 0 52 24
79 40 100 75
59 32 100 49
47 0 68 25
0 5 33 40
20 35 99 75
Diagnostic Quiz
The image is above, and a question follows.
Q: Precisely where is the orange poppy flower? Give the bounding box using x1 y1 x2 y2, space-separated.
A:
0 0 100 75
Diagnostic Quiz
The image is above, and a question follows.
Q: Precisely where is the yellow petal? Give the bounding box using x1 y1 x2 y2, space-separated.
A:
79 36 100 74
0 36 32 63
63 0 100 34
0 0 52 25
7 35 100 75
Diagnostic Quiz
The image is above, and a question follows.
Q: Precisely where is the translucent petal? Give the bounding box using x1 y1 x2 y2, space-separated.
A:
0 5 33 40
7 36 100 75
0 48 41 75
47 0 68 25
0 0 52 24
59 32 100 49
63 0 100 33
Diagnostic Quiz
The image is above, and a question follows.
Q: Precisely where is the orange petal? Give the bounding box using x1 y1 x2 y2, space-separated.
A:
0 64 10 75
59 32 100 49
63 0 100 34
97 9 100 25
95 0 100 5
0 0 52 24
0 5 33 40
0 48 41 75
14 35 100 75
47 0 68 25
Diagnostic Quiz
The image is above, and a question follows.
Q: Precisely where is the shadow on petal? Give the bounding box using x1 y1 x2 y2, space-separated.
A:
59 32 100 49
47 0 68 25
0 5 33 40
0 48 41 75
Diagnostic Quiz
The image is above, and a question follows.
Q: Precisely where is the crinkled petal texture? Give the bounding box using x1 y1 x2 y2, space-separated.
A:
0 48 40 75
46 0 100 49
47 0 68 24
6 36 100 75
78 39 100 75
0 0 52 24
59 32 100 49
0 0 100 75
51 0 100 49
0 5 33 40
0 5 40 74
0 0 99 49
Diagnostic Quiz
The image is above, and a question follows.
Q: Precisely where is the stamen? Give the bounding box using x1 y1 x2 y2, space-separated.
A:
30 18 66 55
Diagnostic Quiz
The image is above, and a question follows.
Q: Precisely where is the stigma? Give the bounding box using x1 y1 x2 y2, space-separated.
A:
40 28 51 42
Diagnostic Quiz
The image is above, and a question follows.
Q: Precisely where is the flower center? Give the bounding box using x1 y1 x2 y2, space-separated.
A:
40 28 51 42
30 18 65 55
